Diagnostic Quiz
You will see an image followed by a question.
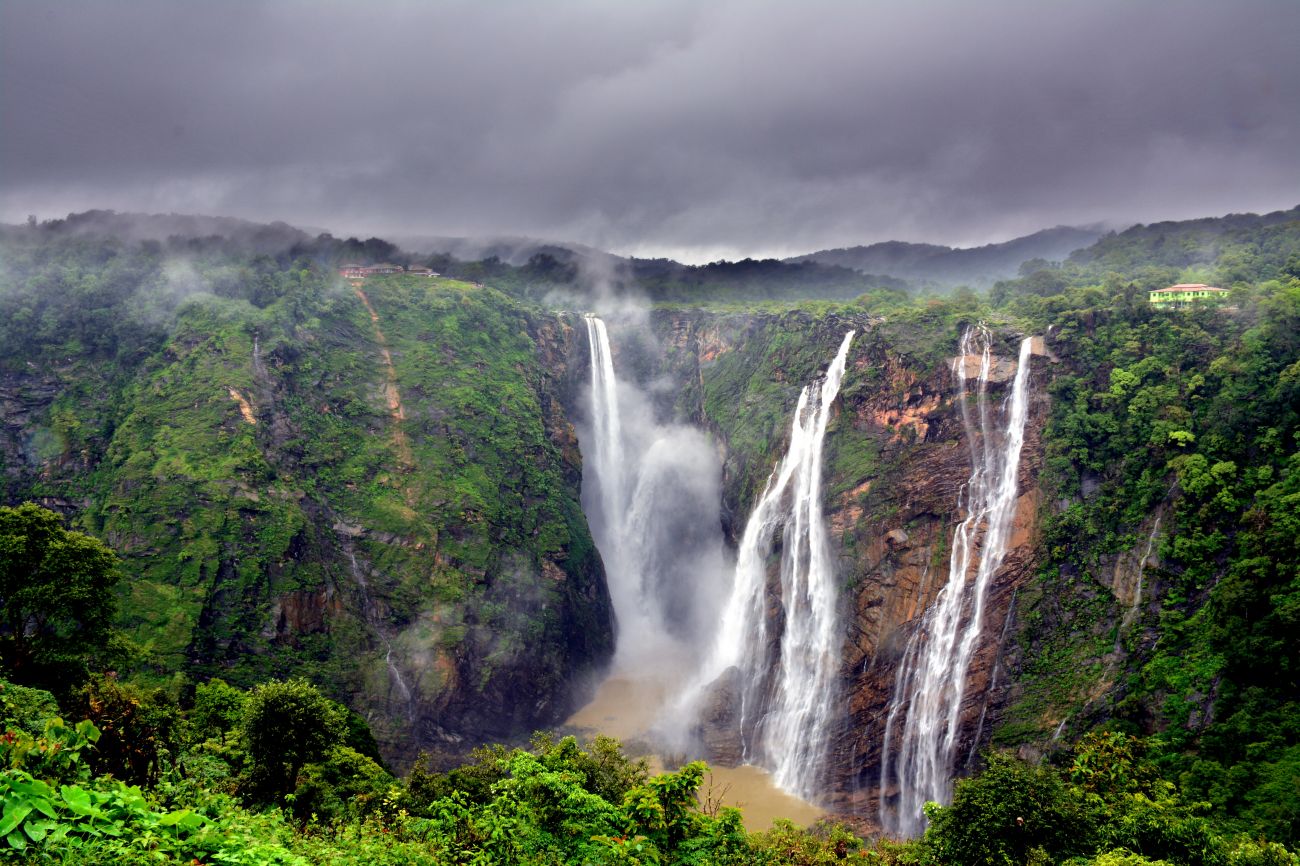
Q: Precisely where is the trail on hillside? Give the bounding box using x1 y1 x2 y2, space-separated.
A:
354 287 413 469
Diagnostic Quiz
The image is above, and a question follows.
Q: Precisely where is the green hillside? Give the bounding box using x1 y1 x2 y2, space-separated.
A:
0 228 611 764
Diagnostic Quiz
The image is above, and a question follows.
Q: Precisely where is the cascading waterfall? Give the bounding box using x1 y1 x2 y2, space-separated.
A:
1124 515 1162 628
681 331 855 801
583 315 632 622
581 314 727 669
879 327 1033 837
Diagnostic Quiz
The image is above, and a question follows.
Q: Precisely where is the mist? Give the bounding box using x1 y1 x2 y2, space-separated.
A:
575 308 731 690
4 1 1297 261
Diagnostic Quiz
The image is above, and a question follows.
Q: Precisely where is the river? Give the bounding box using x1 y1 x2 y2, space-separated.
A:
566 673 824 831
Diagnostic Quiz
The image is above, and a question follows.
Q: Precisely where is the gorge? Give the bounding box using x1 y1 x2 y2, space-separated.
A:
564 306 1051 833
2 207 1299 851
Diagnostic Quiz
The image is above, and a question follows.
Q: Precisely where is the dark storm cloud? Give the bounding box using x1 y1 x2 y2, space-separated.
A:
2 0 1297 260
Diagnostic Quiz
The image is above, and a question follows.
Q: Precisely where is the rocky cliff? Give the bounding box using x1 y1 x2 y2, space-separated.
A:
0 271 614 769
0 264 1218 800
619 309 1058 827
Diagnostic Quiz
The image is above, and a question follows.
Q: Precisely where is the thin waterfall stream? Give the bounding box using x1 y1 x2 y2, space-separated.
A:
878 327 1034 837
676 330 856 802
343 541 415 721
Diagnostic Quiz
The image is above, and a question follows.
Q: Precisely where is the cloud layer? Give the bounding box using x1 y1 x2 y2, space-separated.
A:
3 0 1297 260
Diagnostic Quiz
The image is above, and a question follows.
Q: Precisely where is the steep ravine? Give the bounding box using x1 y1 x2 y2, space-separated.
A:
3 287 1170 809
620 310 1058 829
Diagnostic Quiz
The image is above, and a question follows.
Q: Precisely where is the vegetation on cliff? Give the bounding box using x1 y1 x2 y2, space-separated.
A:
988 210 1300 843
0 223 612 764
2 205 1299 857
2 665 1293 864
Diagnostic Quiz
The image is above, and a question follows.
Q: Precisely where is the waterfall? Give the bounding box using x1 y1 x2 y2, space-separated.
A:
1125 515 1162 628
879 327 1033 837
343 542 415 721
581 315 727 671
585 316 627 547
682 331 855 801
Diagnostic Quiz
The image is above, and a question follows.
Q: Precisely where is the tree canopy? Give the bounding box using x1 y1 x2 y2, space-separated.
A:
0 503 120 689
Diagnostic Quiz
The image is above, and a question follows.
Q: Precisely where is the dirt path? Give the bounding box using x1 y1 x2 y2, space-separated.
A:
227 387 257 424
354 288 413 469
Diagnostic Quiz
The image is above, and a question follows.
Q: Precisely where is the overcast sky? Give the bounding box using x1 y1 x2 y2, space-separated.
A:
2 0 1297 262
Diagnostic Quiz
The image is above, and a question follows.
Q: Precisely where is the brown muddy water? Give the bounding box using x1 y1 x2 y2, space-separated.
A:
565 673 824 831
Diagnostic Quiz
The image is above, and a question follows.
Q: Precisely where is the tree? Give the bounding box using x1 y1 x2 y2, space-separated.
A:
188 677 246 745
240 678 345 801
80 674 179 786
0 503 120 689
924 751 1097 865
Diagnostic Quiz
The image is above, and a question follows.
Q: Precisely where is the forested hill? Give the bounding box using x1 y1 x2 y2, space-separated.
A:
1065 205 1300 275
787 225 1103 287
990 204 1300 304
0 221 613 767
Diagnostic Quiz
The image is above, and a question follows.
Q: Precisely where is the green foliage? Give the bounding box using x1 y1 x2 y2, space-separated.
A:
0 769 300 863
0 679 59 736
241 678 346 802
0 503 121 691
188 676 246 744
79 674 180 786
924 751 1095 866
287 745 390 827
749 819 883 865
923 738 1295 866
1074 851 1177 866
0 715 100 785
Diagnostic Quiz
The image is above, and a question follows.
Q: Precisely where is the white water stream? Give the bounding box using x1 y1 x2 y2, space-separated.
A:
343 544 416 721
879 327 1033 837
1123 515 1162 632
580 315 727 672
679 331 856 801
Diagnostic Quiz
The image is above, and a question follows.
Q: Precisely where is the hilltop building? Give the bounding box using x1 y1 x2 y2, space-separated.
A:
337 263 437 279
1149 283 1230 307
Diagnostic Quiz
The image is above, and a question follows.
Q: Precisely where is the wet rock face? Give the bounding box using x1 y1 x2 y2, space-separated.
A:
267 587 344 640
0 370 106 498
697 667 746 766
640 314 1050 826
827 349 1049 822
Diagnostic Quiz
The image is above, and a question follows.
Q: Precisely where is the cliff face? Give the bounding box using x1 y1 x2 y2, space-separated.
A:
640 309 1055 824
0 276 614 769
0 277 1161 795
826 342 1050 823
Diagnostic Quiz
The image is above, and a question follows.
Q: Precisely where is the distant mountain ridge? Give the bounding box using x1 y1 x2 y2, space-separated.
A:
788 225 1103 286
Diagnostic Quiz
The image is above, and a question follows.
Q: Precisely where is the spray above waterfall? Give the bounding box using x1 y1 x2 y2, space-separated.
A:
879 326 1034 837
580 314 728 674
679 331 856 802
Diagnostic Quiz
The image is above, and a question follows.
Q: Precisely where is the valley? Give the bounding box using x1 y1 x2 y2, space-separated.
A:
1 206 1298 861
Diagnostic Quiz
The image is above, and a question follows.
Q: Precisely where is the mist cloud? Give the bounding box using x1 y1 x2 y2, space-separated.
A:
2 0 1297 260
